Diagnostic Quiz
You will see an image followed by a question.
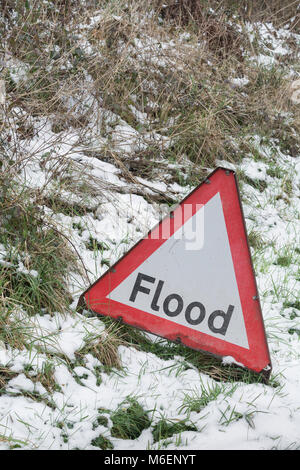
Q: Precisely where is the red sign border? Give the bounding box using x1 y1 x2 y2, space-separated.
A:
78 168 272 379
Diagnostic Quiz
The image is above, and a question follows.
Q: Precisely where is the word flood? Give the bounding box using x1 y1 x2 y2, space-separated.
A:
129 272 235 336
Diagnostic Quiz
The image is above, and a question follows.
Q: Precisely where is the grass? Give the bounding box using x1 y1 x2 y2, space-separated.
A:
284 300 300 311
7 1 297 175
0 185 77 316
75 323 129 370
110 397 151 440
0 0 299 449
24 361 60 394
248 230 265 250
152 417 197 443
6 389 57 411
179 381 229 415
1 0 298 188
95 316 270 384
91 434 114 450
0 433 32 450
274 244 299 269
0 308 35 351
93 414 109 429
242 175 268 192
0 367 18 391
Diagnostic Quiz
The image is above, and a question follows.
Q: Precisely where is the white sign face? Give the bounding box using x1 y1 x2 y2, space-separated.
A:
108 193 249 349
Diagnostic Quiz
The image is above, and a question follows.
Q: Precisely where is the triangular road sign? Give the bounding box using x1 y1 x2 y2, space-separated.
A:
78 168 272 379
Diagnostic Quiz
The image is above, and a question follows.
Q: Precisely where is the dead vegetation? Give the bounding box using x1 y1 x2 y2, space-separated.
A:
75 322 129 370
157 0 300 31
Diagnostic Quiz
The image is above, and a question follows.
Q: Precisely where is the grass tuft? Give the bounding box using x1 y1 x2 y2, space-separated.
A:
179 381 228 415
75 323 129 370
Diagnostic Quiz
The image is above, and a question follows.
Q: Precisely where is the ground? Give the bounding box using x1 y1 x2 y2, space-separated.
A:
0 0 299 450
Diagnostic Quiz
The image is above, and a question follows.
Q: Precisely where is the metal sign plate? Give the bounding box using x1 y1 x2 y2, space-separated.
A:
78 168 272 378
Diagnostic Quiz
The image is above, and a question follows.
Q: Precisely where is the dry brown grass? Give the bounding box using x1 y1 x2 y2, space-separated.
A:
0 0 299 349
